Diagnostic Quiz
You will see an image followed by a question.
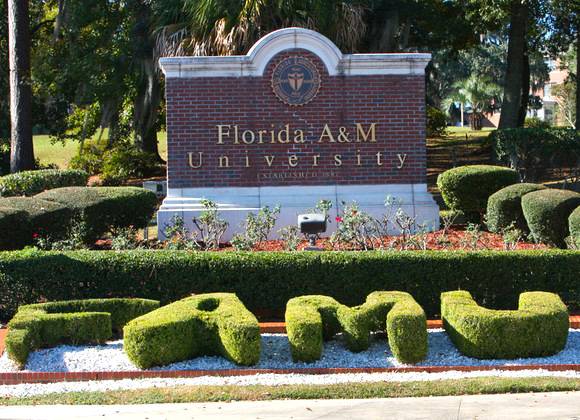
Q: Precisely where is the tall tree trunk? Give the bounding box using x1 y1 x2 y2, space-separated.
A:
367 7 399 52
52 0 66 43
8 0 34 172
517 44 530 126
575 27 580 131
499 0 529 129
132 4 161 160
133 56 161 159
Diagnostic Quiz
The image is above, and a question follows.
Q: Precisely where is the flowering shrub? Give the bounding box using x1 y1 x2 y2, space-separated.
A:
331 202 376 250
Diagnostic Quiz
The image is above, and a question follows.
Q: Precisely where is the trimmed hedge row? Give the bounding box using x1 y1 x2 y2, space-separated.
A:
0 208 30 250
486 183 546 233
0 187 157 249
0 169 88 197
0 250 578 321
441 291 569 359
124 293 260 369
0 197 73 240
437 165 518 215
37 186 157 241
286 291 427 364
6 298 159 367
522 189 580 248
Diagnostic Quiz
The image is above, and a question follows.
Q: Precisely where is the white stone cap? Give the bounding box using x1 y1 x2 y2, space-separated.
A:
159 27 431 78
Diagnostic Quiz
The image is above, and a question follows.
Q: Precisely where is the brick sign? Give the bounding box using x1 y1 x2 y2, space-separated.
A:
158 28 438 239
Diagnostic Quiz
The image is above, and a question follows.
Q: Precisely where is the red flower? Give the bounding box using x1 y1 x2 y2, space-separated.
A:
32 233 39 239
335 216 343 223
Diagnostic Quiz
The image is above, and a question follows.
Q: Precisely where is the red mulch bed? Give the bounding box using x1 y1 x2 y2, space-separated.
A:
96 228 548 252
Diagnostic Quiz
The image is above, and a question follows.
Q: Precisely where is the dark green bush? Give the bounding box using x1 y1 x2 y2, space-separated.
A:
286 291 427 364
68 144 105 175
441 290 569 359
486 183 547 233
6 298 159 368
0 169 88 197
437 165 518 215
0 197 73 241
124 293 260 369
426 106 447 137
0 250 578 321
0 208 31 250
490 128 580 181
36 186 157 240
0 139 9 176
570 206 580 240
101 144 161 184
521 189 580 248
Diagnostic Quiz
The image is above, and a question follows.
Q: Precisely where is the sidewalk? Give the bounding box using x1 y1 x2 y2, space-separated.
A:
1 392 579 419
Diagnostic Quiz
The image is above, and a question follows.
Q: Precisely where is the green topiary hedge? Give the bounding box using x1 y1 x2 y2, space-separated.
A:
0 197 73 242
521 189 580 248
124 293 260 369
0 169 88 197
570 206 580 240
437 165 518 215
36 186 157 240
486 183 547 233
0 250 578 322
6 298 159 368
441 290 569 359
286 291 427 364
0 208 30 250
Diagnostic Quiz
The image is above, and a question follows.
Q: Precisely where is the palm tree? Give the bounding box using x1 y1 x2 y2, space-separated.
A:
443 75 502 130
151 0 368 57
7 0 34 172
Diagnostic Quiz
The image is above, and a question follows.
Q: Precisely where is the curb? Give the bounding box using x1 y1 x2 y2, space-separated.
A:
1 364 579 386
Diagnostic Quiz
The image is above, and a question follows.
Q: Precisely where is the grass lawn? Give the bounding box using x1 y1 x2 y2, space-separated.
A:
1 376 578 405
34 132 168 169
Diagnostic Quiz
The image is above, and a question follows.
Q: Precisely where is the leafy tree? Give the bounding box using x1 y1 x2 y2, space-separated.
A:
548 0 579 129
443 75 502 130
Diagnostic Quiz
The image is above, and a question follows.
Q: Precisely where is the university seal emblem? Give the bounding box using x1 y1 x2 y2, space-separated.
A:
271 57 321 106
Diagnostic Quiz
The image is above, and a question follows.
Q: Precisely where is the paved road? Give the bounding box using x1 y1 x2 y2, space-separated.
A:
1 392 579 419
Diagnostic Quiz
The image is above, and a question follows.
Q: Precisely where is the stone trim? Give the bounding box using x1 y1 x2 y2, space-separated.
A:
159 27 431 78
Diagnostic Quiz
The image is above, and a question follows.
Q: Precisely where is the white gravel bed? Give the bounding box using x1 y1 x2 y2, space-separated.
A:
1 369 580 398
0 329 579 373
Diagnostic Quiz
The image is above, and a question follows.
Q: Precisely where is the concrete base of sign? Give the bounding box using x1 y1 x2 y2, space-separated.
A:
157 184 439 241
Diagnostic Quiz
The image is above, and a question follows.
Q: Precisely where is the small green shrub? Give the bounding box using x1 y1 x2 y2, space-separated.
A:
426 106 448 137
0 208 31 250
570 206 580 240
101 143 161 183
521 189 580 248
441 290 569 359
0 169 88 197
285 291 427 364
6 298 159 368
486 183 547 233
37 186 157 241
437 165 518 215
0 197 73 241
124 293 260 369
69 145 104 175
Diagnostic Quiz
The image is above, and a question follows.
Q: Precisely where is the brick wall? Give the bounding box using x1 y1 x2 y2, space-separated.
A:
166 50 426 188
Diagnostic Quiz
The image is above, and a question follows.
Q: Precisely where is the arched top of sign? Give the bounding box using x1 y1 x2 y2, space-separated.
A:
159 27 431 78
248 28 341 76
